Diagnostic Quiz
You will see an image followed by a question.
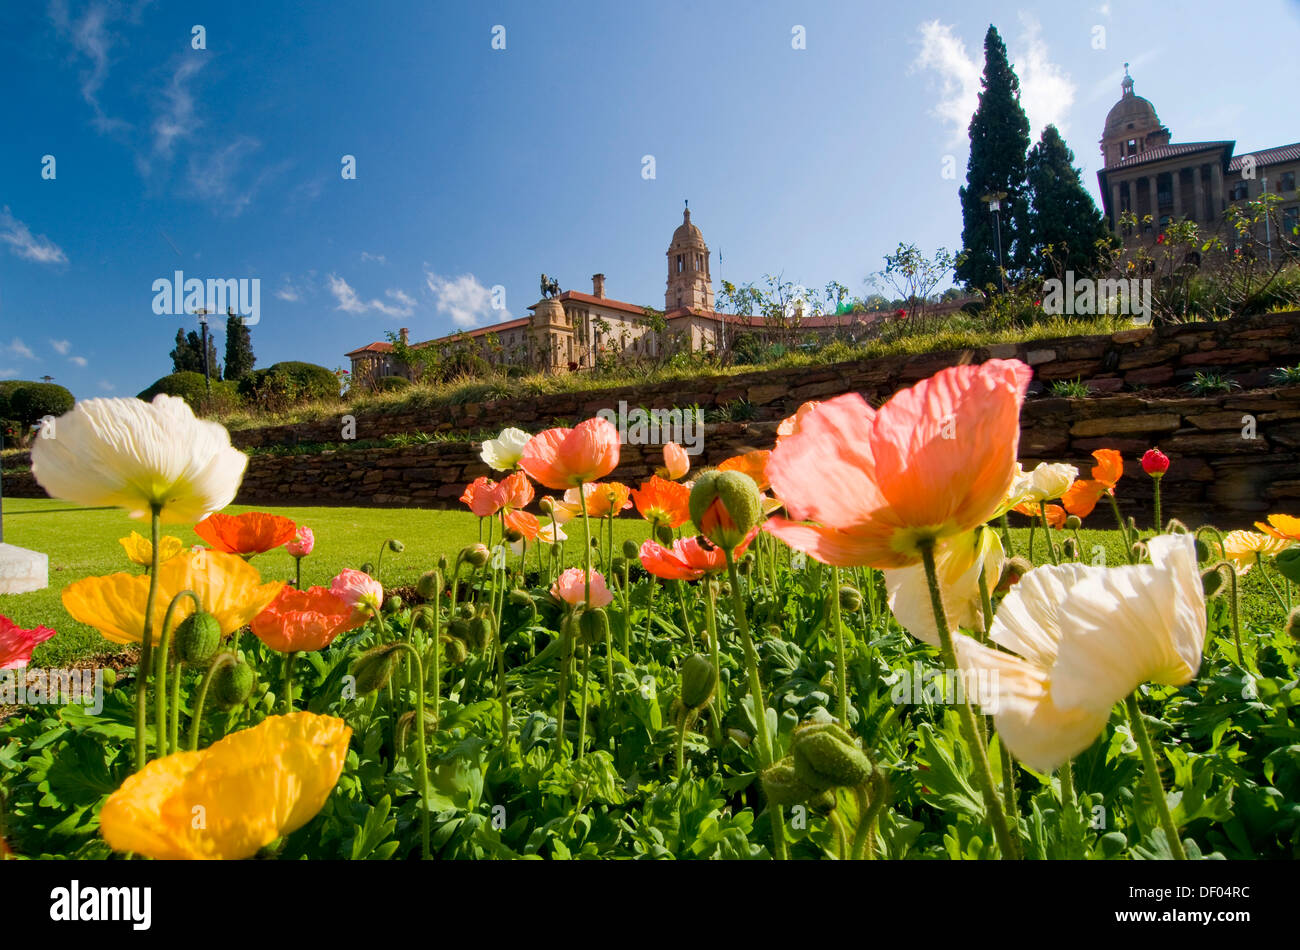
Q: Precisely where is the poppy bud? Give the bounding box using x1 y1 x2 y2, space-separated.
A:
174 611 221 667
609 557 627 576
622 539 640 559
589 537 600 549
538 497 554 514
689 470 763 550
1193 538 1212 562
1062 538 1079 559
383 595 403 614
503 528 523 544
213 659 255 710
461 544 489 568
656 524 674 546
507 589 534 609
578 607 610 647
396 707 439 751
1286 608 1300 641
387 539 405 553
680 653 717 710
352 643 403 693
457 604 475 620
1064 515 1082 530
360 561 375 575
444 617 467 646
466 615 492 651
791 722 874 790
437 554 449 573
443 636 469 665
1130 541 1148 561
1165 519 1189 534
737 554 754 576
761 758 817 807
1141 448 1170 476
416 570 442 600
838 585 863 612
1201 567 1225 598
103 667 117 689
997 557 1033 592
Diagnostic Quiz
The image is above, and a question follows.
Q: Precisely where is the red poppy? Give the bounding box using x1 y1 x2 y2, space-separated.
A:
718 450 772 492
639 529 759 581
194 512 298 557
461 476 502 517
250 586 363 653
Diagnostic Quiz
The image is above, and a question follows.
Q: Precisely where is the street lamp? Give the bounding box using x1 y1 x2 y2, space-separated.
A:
1262 175 1274 264
982 191 1009 294
192 308 212 395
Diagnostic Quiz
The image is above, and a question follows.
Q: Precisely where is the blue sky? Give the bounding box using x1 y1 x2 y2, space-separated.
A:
2 0 1299 399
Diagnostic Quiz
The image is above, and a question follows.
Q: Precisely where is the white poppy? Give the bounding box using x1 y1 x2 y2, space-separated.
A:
955 534 1207 773
1025 462 1078 503
30 394 246 525
884 527 1004 646
479 427 531 472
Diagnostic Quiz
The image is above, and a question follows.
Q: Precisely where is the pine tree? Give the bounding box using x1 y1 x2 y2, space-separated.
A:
224 310 255 380
956 25 1032 291
1026 125 1115 278
170 328 201 373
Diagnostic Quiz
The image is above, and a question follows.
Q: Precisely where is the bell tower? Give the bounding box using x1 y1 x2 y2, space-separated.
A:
666 201 714 312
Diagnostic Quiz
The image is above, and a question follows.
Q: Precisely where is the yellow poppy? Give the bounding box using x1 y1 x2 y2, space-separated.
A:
100 712 351 860
118 531 185 567
1221 530 1289 575
62 549 284 645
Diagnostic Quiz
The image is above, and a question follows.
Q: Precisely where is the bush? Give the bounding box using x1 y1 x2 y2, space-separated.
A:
4 381 75 426
238 361 340 408
138 372 241 414
374 375 412 392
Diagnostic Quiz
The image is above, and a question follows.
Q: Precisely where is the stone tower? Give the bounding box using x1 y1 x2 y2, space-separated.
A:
1100 65 1170 168
665 204 714 312
528 296 573 372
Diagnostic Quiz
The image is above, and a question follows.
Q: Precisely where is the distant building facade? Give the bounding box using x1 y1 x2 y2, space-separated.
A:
1097 66 1300 250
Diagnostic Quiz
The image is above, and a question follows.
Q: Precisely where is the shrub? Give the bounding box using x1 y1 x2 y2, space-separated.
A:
238 361 340 410
374 375 412 392
1184 371 1241 395
4 381 75 426
138 372 241 414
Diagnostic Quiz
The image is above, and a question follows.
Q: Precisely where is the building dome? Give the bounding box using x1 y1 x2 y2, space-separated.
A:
1104 92 1161 139
671 207 704 247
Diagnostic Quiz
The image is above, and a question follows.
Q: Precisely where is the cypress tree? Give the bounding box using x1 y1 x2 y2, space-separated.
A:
170 328 200 373
1026 125 1115 278
224 310 256 380
956 25 1031 291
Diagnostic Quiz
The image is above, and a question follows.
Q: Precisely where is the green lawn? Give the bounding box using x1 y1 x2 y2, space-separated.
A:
1 497 1289 666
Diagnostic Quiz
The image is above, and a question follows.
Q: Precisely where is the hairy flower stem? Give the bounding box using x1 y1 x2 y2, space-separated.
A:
1124 693 1186 859
577 646 591 762
1038 502 1061 565
283 651 299 714
999 513 1014 558
1107 491 1134 562
1151 475 1164 535
851 772 888 860
135 506 162 771
704 579 725 718
153 589 200 759
674 580 696 651
389 642 432 860
188 653 236 751
829 568 850 725
294 556 302 590
1253 551 1288 612
725 550 788 861
919 540 1021 859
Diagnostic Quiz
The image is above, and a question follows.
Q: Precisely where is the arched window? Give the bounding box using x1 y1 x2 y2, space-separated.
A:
676 254 684 274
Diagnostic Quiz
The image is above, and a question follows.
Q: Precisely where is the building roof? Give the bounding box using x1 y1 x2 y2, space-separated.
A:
1108 141 1235 170
344 341 394 357
545 289 648 318
1229 143 1300 171
670 208 704 247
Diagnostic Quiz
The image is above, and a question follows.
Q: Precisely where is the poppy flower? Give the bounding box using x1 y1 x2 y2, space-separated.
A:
195 512 298 557
251 587 362 653
62 551 284 646
479 427 531 472
718 450 772 492
1023 462 1078 503
99 712 351 860
0 615 58 669
512 520 563 555
639 529 760 582
1062 449 1124 518
663 442 691 480
284 526 315 558
504 508 540 541
540 495 577 525
1254 514 1300 543
562 482 632 518
763 359 1033 569
884 529 1004 646
329 569 383 620
631 476 691 528
30 394 247 525
118 532 185 567
519 418 621 490
492 471 535 513
1141 448 1170 476
461 476 502 517
776 401 822 442
1011 501 1065 528
1221 530 1289 574
550 567 613 608
954 534 1206 773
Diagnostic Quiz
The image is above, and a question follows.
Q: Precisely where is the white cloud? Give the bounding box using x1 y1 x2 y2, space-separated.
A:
275 285 300 302
360 252 386 264
913 18 1077 147
50 339 71 355
98 380 115 391
0 208 68 265
185 137 285 217
0 369 18 379
150 56 206 165
7 339 37 360
48 0 130 133
69 355 88 367
372 288 415 317
425 272 505 328
327 274 368 314
328 275 416 317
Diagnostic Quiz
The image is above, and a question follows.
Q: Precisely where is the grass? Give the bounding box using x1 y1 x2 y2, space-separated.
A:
4 496 1288 668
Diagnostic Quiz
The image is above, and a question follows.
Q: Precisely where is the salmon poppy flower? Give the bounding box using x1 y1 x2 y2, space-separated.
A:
492 471 535 513
586 482 632 518
519 418 620 490
330 569 383 621
663 442 691 480
1255 514 1300 543
195 512 298 557
764 360 1033 569
777 401 822 442
62 551 284 646
1062 449 1125 518
119 531 185 567
504 508 540 541
100 712 351 860
251 587 362 653
461 476 502 517
632 476 691 528
550 567 613 608
284 526 315 558
639 529 759 581
719 450 772 492
0 615 58 669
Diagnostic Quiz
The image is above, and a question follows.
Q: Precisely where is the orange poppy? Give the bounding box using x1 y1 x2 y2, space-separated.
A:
718 450 772 492
519 418 620 490
1255 514 1300 542
460 476 501 517
639 529 760 581
581 482 633 518
631 476 691 528
194 512 298 557
1061 449 1125 518
492 471 534 512
250 586 363 653
504 508 540 541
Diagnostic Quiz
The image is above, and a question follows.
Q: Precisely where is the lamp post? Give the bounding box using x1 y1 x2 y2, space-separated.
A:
1262 175 1273 264
983 191 1009 294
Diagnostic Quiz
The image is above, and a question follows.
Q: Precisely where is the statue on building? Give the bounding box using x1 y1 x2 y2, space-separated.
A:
540 274 561 299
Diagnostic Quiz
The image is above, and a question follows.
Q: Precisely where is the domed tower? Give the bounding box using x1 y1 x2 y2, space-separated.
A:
1100 64 1170 167
666 203 714 312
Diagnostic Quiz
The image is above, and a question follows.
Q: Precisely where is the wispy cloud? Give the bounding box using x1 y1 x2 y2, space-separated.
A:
360 252 387 264
275 285 301 302
424 272 505 328
328 275 416 317
98 380 116 391
0 369 18 380
48 0 130 133
913 17 1077 147
69 355 88 367
50 339 72 355
148 56 206 168
0 208 68 265
373 288 415 317
326 274 367 314
185 137 285 217
7 339 37 360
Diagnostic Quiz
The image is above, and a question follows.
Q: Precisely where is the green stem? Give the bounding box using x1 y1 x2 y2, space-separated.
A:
705 579 725 718
576 645 591 762
999 513 1014 559
1151 475 1163 534
283 651 299 713
850 773 887 860
919 540 1021 859
1038 502 1061 565
135 506 162 771
152 588 200 759
168 660 181 754
391 643 432 860
495 604 511 747
1254 551 1288 612
188 653 236 751
294 556 302 590
1107 491 1134 562
829 568 849 725
675 714 688 778
1124 693 1186 860
673 580 696 651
